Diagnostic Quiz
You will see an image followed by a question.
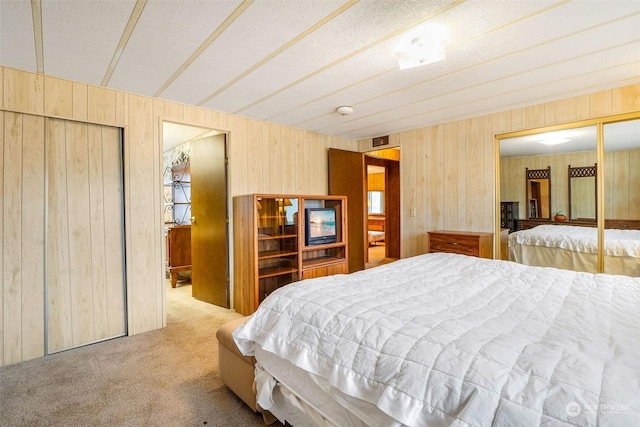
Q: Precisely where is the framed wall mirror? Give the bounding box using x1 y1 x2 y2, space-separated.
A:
525 167 551 219
568 164 596 221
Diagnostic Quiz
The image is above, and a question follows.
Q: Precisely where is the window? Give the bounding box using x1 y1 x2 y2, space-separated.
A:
368 191 384 214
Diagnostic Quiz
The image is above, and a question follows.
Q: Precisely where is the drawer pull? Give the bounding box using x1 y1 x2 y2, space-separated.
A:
449 242 459 245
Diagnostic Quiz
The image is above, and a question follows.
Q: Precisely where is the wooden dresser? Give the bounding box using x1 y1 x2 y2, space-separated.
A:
165 225 192 288
428 230 494 259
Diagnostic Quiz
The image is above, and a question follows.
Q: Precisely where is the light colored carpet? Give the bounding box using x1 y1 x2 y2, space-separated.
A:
0 281 266 427
366 244 396 269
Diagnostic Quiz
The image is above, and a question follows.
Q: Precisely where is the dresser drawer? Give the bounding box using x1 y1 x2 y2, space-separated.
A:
429 233 480 256
428 231 494 259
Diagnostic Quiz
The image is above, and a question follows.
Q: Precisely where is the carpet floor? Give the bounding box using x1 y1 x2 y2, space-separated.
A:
366 243 396 269
0 281 266 427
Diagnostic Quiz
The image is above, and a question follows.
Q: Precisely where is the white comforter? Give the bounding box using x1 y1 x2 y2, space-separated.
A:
509 224 640 257
234 253 640 426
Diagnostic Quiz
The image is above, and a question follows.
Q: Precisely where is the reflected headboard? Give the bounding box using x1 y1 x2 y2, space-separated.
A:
605 219 640 230
368 216 385 232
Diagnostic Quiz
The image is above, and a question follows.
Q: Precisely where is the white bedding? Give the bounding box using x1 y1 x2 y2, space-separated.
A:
368 230 385 244
254 346 377 426
509 224 640 257
234 253 640 427
509 225 640 275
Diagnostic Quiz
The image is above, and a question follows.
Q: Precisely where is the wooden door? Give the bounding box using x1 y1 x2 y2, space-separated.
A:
190 134 229 307
328 148 366 272
384 158 401 258
46 119 126 353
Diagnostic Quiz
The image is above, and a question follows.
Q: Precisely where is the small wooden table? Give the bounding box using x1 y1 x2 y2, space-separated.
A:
165 225 192 287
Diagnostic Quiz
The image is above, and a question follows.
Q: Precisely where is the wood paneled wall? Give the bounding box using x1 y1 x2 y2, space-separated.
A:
368 173 385 191
358 84 640 258
0 66 352 366
2 63 639 366
502 151 640 221
501 151 598 219
605 148 640 220
1 112 46 366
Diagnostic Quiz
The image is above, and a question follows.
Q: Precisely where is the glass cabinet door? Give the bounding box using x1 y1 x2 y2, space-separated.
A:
256 197 299 301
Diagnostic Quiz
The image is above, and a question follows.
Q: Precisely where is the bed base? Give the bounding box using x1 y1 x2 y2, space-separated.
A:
216 317 278 425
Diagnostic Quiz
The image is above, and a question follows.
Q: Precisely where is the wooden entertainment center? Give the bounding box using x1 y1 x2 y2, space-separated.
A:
233 194 348 315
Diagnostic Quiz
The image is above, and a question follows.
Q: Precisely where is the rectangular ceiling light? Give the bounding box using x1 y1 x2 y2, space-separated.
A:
396 36 446 70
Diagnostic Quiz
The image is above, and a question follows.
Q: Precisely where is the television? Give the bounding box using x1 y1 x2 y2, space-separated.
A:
305 207 337 246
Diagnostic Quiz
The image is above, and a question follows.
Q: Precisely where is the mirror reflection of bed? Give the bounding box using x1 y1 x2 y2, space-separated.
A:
499 117 640 276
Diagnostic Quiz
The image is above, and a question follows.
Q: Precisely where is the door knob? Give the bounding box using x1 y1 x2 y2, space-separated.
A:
190 216 196 224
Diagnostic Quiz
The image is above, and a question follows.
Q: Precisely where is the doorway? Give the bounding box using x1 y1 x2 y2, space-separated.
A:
365 150 400 268
328 148 400 272
162 122 229 308
366 164 386 265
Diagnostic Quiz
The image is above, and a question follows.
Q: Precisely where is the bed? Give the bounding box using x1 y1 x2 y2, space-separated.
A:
368 217 385 246
234 252 640 426
368 230 385 245
508 224 640 276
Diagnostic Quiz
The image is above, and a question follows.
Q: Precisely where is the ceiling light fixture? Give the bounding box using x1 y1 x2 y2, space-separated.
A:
336 106 354 116
396 33 446 70
538 137 571 146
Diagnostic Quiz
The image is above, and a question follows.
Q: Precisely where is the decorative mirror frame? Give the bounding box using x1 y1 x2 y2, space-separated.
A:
568 163 597 222
525 166 551 219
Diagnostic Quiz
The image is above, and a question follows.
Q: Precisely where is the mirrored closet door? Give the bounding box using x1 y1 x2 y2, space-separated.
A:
498 112 640 276
603 118 640 275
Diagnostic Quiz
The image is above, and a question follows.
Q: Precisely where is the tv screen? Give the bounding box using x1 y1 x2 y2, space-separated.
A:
305 208 337 246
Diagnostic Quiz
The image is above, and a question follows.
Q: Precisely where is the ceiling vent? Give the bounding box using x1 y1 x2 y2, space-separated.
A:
372 135 389 147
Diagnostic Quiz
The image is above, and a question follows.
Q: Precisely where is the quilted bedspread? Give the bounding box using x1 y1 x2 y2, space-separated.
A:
234 253 640 426
509 225 640 257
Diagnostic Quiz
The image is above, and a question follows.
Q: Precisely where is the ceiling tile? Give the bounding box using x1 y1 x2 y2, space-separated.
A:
108 0 243 96
160 0 344 106
0 0 37 71
0 0 638 140
200 0 453 113
41 0 135 84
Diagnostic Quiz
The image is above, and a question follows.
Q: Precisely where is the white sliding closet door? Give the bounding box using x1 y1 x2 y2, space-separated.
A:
46 118 126 353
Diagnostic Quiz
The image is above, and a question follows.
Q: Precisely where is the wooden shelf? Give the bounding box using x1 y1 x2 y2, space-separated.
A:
258 233 297 240
258 266 298 279
301 241 346 251
164 162 191 225
302 256 343 269
164 180 190 185
233 194 348 316
258 250 298 260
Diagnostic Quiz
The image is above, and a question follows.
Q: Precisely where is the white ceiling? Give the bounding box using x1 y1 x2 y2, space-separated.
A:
500 118 640 157
1 0 639 142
